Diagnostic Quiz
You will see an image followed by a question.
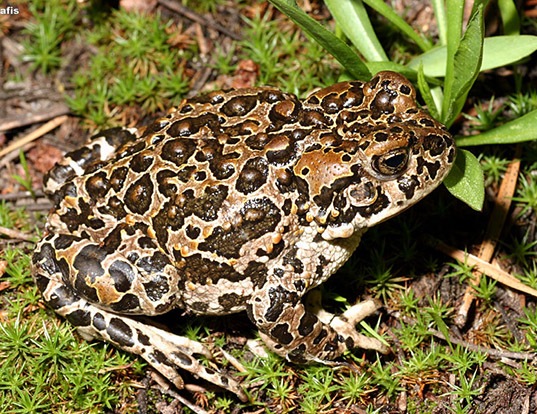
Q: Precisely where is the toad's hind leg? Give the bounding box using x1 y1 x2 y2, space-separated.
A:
44 127 141 194
32 234 247 401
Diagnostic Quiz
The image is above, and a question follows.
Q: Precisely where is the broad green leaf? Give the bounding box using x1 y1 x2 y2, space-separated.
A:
361 0 432 52
417 65 439 120
444 149 484 211
408 35 537 77
325 0 387 62
268 0 371 79
442 3 484 127
456 110 537 146
498 0 520 35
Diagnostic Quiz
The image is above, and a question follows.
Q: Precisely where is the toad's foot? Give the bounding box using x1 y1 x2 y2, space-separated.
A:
79 310 248 400
33 259 247 401
306 289 389 355
260 289 389 359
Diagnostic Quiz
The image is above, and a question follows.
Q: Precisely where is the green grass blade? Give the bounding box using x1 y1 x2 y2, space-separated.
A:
443 2 484 127
362 0 432 52
444 149 484 211
498 0 520 35
456 109 537 146
408 35 537 77
431 0 448 46
417 65 440 120
268 0 371 79
441 0 466 124
324 0 387 62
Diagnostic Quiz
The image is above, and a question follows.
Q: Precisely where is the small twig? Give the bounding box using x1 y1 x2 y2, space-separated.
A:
0 115 69 161
427 236 537 298
400 315 537 360
427 325 536 361
0 190 44 201
0 87 64 101
0 225 35 242
455 150 521 326
220 348 247 373
158 0 242 41
0 104 70 133
160 387 210 414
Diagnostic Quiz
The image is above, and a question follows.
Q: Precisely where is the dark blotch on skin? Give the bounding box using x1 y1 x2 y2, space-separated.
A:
264 285 299 323
115 141 146 161
313 327 328 345
266 143 297 166
108 260 135 292
354 191 390 219
101 225 124 254
99 127 138 150
66 309 91 327
268 99 301 131
143 275 170 303
174 253 247 285
167 113 221 137
110 167 128 191
244 260 268 288
299 109 329 127
245 132 272 150
151 349 173 366
297 312 317 337
85 171 110 199
98 195 127 219
161 138 197 167
198 197 281 258
287 344 308 363
315 255 329 279
129 152 154 173
109 293 141 313
282 247 304 274
370 88 397 119
181 185 228 222
185 225 201 240
423 134 447 156
189 301 209 313
53 234 78 251
156 169 178 198
137 330 151 346
72 244 106 302
221 95 258 117
93 312 106 331
107 317 135 347
218 292 246 312
151 200 184 248
320 92 343 114
172 351 194 366
399 84 411 95
59 198 92 233
236 157 269 194
398 175 420 200
417 157 441 180
137 251 171 273
342 82 365 107
124 173 154 215
270 323 294 345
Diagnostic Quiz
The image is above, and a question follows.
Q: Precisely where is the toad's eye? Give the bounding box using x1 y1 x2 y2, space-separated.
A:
372 148 409 177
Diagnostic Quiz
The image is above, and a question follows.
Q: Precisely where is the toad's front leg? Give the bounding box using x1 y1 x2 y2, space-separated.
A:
32 233 247 401
247 272 388 364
